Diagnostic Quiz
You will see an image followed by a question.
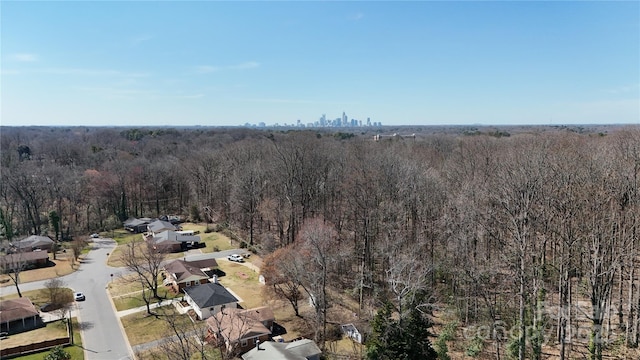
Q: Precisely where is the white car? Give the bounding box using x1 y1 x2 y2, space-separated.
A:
74 292 86 301
227 254 245 263
90 233 99 238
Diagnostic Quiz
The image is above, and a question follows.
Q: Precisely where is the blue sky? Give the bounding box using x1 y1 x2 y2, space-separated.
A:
2 1 639 127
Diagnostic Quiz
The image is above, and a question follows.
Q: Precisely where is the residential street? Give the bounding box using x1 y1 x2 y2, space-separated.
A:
1 238 133 360
0 239 251 360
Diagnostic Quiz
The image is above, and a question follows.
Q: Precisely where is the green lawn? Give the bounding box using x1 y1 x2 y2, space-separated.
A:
106 224 235 267
112 288 180 312
106 228 143 245
179 223 235 253
6 318 83 360
0 288 73 310
121 306 201 346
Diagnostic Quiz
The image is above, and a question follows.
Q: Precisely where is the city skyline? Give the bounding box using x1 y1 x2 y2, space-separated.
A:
2 1 638 127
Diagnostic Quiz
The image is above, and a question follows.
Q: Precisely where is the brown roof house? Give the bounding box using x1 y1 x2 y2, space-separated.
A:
183 282 239 320
12 235 54 253
207 306 275 355
0 297 44 334
0 251 50 273
163 258 219 292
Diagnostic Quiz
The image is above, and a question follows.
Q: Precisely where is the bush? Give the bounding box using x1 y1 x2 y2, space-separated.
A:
434 321 458 360
44 345 71 360
465 334 485 357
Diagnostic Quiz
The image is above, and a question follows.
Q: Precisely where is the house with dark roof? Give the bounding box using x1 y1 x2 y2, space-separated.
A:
124 217 155 233
147 220 177 235
206 306 275 355
0 251 50 272
163 258 219 292
12 235 54 253
241 339 322 360
0 297 44 334
147 230 202 253
183 282 239 320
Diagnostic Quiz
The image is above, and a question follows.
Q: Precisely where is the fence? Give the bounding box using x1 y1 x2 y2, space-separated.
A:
0 337 71 359
0 319 72 359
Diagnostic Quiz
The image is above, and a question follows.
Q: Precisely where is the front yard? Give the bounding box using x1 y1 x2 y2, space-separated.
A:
0 253 77 287
1 318 84 360
120 306 202 346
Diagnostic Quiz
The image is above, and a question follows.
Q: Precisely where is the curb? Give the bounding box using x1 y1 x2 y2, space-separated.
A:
106 285 136 359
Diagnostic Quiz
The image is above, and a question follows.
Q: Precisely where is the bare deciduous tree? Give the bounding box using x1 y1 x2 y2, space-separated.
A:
120 238 166 315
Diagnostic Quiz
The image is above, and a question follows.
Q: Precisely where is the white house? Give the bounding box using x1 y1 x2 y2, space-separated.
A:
183 282 238 320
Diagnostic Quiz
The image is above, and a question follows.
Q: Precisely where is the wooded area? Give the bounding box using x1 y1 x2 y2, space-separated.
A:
1 125 639 359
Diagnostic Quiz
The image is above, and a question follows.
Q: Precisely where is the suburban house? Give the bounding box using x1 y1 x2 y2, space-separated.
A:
0 297 44 334
147 220 178 235
241 339 322 360
163 258 219 292
0 251 50 272
147 230 202 253
124 217 154 233
11 235 54 253
206 306 275 355
182 282 239 320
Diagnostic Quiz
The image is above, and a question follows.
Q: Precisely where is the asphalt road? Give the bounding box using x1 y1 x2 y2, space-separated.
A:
0 238 133 360
0 240 248 360
71 238 133 360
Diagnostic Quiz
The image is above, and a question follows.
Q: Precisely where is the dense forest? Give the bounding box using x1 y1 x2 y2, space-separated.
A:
1 125 639 359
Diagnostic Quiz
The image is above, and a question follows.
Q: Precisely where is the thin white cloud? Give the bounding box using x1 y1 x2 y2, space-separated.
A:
78 86 205 100
10 53 38 62
194 61 260 74
195 65 220 74
555 98 640 123
0 69 20 75
604 84 639 94
241 97 356 105
28 68 151 78
174 94 204 99
130 34 153 47
228 61 260 70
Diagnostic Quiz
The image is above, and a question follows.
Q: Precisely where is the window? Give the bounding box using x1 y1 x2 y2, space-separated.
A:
241 339 248 347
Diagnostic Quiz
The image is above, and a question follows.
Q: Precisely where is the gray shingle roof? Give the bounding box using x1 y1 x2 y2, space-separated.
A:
148 220 177 233
184 283 238 308
241 339 321 360
14 235 53 249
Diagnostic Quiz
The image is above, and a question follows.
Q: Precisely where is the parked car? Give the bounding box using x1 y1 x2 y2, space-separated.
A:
40 303 62 312
227 254 245 263
90 233 99 238
74 292 86 301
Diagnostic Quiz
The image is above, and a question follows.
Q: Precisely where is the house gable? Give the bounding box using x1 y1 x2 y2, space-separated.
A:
184 283 238 309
